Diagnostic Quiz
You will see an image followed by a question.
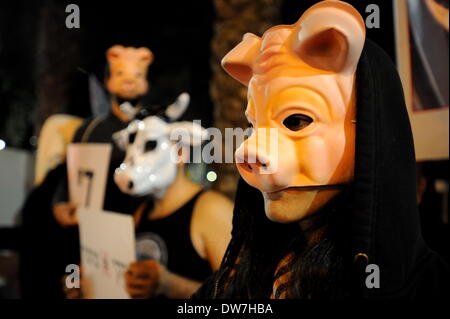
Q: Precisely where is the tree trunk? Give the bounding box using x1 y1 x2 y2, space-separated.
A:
35 0 81 132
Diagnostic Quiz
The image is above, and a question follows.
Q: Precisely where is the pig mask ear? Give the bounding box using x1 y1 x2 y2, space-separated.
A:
165 93 190 121
221 33 262 86
106 45 125 63
293 1 365 75
112 128 129 151
137 47 154 67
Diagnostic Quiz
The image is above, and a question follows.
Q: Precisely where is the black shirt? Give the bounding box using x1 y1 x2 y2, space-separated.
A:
135 191 212 282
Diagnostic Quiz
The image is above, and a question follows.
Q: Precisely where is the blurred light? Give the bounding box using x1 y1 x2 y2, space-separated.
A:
206 171 217 183
435 179 449 193
0 139 6 151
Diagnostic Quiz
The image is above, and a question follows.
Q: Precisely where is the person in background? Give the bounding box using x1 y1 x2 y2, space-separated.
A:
52 45 153 225
20 45 154 299
45 45 153 298
18 114 82 299
114 95 233 299
124 158 233 299
65 95 234 299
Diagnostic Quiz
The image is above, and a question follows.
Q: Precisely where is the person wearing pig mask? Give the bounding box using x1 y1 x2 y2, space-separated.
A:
53 45 153 225
193 1 449 299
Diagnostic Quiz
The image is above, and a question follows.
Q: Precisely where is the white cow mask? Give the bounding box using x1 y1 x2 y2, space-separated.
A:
113 93 207 198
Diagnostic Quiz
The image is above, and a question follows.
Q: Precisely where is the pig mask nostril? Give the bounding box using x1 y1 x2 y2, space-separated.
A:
240 157 270 173
128 180 134 190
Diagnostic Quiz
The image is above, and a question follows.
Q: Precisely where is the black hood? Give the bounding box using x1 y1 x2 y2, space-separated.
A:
351 39 449 298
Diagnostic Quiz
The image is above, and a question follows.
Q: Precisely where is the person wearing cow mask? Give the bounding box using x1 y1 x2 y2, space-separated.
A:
113 95 233 299
193 0 449 299
53 45 153 226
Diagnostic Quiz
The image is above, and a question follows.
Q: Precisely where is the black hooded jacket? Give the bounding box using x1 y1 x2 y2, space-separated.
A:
193 39 449 299
350 39 449 298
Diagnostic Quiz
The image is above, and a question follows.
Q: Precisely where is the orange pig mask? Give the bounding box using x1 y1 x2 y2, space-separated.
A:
222 1 366 222
105 45 153 112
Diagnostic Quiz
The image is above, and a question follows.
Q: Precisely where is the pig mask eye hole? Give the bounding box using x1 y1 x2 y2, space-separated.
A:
283 114 313 131
144 140 158 152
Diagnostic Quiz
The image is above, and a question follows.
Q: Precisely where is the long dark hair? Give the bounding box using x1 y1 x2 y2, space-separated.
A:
213 179 354 299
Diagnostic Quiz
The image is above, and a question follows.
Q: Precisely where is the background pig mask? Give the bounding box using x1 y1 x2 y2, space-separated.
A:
222 1 366 223
105 45 154 118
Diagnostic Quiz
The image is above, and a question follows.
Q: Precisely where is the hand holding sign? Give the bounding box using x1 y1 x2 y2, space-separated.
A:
124 260 162 299
53 202 78 227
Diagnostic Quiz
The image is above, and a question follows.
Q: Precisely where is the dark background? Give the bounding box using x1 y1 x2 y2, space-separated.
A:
0 0 447 275
0 0 396 150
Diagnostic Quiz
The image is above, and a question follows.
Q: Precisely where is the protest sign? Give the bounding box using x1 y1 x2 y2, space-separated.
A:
67 143 112 209
78 208 136 299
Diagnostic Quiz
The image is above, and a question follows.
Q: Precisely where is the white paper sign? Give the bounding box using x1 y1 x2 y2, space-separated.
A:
78 208 136 299
67 143 112 209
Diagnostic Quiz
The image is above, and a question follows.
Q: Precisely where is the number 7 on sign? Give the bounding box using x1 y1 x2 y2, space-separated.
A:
78 169 95 207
